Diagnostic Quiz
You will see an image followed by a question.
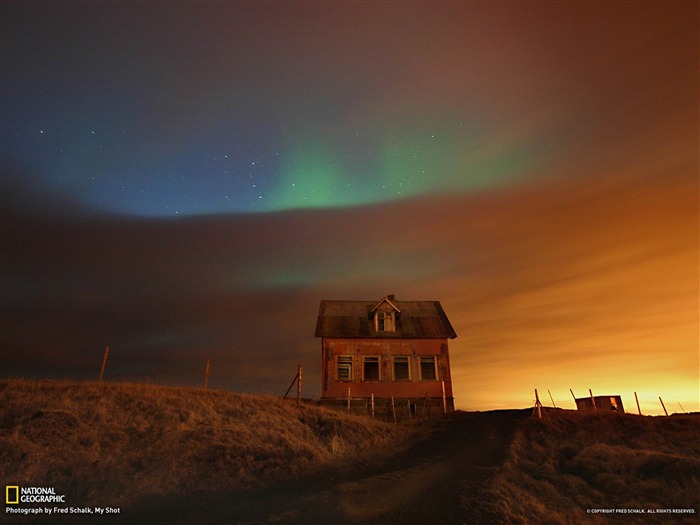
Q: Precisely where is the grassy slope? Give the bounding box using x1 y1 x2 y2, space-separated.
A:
0 379 409 508
3 380 699 524
484 409 700 524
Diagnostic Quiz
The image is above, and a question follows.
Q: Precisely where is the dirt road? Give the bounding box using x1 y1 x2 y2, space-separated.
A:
131 409 529 525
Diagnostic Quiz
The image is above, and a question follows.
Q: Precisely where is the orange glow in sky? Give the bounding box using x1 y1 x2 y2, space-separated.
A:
2 2 697 411
444 170 698 415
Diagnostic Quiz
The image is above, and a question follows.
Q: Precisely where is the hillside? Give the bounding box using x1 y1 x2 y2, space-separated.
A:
486 409 700 524
2 380 699 524
0 379 412 514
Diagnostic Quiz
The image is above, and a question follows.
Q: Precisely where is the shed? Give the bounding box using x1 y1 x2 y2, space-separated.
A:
575 395 625 413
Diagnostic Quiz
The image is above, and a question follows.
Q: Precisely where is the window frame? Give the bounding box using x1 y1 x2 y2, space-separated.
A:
419 356 438 382
336 355 354 382
375 310 395 332
392 355 411 381
362 356 381 382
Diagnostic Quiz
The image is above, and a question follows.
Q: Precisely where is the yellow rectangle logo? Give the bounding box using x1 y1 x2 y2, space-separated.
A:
6 485 19 504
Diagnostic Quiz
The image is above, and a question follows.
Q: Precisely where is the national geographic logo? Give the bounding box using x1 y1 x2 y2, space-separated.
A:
5 486 66 504
6 486 19 504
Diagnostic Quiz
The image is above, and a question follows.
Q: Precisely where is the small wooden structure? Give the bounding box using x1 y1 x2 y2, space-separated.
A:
575 395 625 413
315 294 457 419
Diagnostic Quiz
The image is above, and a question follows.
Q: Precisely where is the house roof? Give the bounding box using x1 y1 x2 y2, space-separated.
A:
315 297 457 339
370 297 401 314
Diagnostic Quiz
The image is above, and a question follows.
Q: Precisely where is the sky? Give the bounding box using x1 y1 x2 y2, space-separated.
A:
1 1 698 414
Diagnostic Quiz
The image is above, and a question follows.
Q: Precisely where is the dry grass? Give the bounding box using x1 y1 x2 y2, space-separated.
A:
8 379 696 524
484 409 700 524
0 378 410 507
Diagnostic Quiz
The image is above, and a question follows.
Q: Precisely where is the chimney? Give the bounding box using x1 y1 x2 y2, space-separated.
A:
387 294 395 301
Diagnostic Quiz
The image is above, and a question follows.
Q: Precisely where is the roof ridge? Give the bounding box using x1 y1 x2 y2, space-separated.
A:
315 299 457 339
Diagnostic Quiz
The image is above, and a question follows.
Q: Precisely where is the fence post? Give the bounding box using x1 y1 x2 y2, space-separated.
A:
634 391 642 415
420 392 429 417
204 358 211 390
98 346 109 383
283 368 300 400
534 389 542 419
441 380 447 414
296 364 302 405
589 389 597 411
659 396 668 416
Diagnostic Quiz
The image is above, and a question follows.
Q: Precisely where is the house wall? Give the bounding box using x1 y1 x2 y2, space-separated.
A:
318 396 451 421
321 337 453 400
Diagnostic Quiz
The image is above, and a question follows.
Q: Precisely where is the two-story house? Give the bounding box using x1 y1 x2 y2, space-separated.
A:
315 294 457 417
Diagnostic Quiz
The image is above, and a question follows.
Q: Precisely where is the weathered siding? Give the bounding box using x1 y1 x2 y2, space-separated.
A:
321 337 453 400
319 396 452 421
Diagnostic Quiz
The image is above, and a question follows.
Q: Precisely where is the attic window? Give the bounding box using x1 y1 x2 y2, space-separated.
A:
376 311 395 332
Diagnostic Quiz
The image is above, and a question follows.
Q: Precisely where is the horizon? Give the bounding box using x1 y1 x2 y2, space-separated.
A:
2 2 698 416
0 376 693 419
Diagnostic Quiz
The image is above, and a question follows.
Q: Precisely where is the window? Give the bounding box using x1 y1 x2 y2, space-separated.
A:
420 357 437 381
337 356 353 381
376 311 394 332
363 356 380 381
393 356 410 380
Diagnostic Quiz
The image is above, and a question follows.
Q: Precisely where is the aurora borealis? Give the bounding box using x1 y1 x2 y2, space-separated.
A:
1 2 698 414
4 1 657 216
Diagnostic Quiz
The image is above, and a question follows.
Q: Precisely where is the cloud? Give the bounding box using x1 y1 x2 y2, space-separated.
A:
1 165 697 412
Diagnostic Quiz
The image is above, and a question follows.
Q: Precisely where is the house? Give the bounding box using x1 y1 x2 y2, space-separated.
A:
314 294 457 418
575 395 625 413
